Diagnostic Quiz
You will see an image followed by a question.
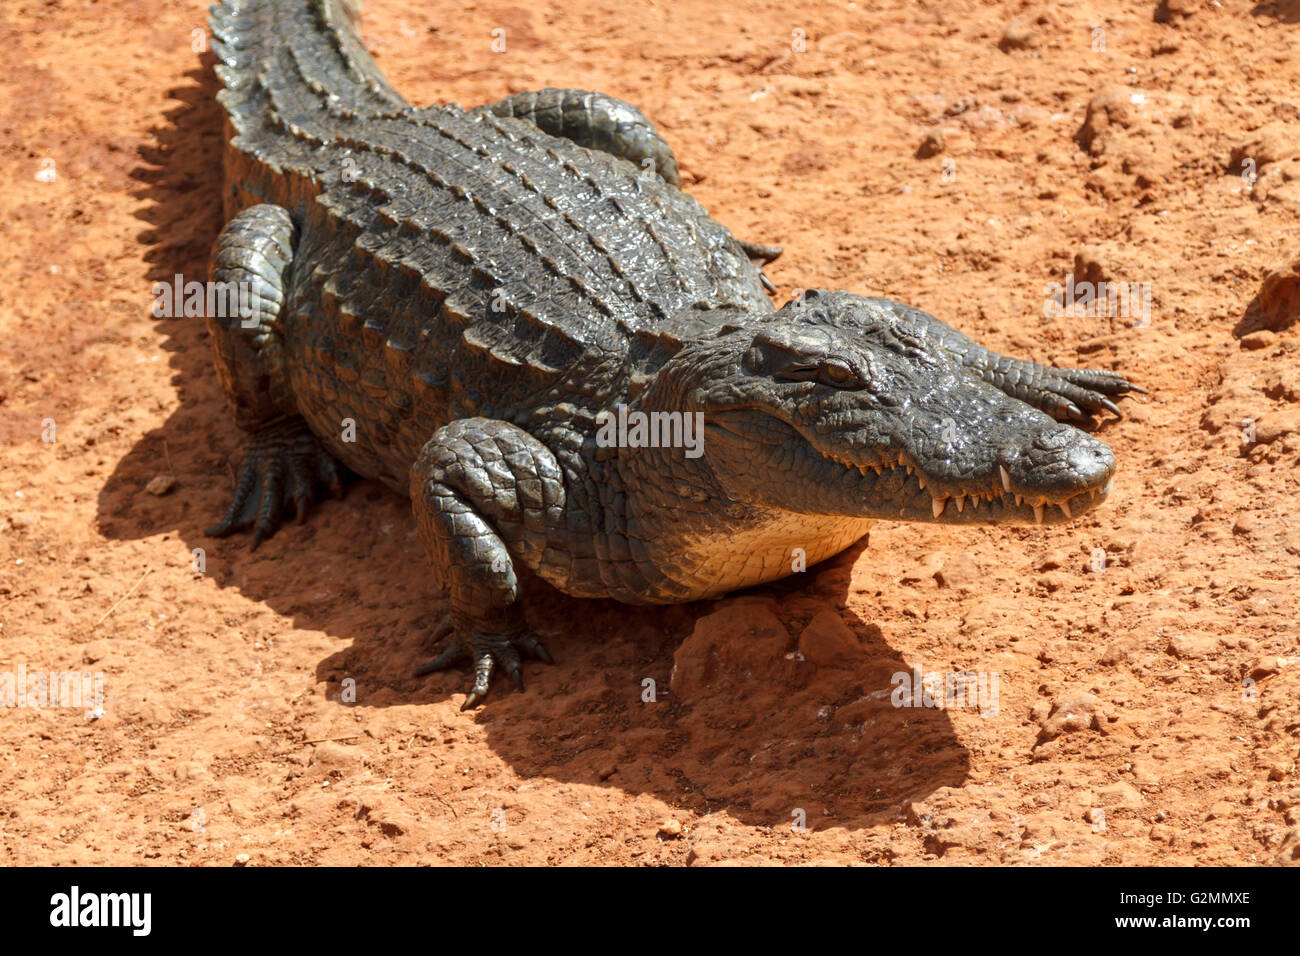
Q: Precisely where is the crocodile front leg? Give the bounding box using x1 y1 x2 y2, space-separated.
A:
204 204 348 547
789 293 1144 421
410 418 568 709
883 300 1146 421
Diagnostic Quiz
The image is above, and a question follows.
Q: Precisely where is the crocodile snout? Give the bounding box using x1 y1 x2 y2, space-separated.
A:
1002 426 1115 503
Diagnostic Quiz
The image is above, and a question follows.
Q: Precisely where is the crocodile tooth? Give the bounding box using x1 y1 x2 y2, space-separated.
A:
1033 503 1044 525
1059 498 1073 519
971 496 980 511
1102 477 1113 496
905 465 914 476
954 495 964 513
1015 494 1023 507
932 497 946 518
917 475 926 492
999 465 1011 493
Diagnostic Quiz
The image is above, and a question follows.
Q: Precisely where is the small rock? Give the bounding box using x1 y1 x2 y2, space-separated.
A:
146 474 175 496
1254 409 1300 444
916 129 945 159
7 512 36 530
798 611 863 667
1229 120 1298 172
1263 369 1300 402
901 551 946 586
1034 549 1070 573
1240 330 1277 350
1232 513 1255 536
1155 0 1200 21
1077 86 1199 157
596 763 617 782
1148 823 1176 843
1276 829 1300 866
80 640 110 665
934 551 980 590
310 740 361 771
1246 657 1281 681
1073 242 1127 285
1100 635 1141 666
998 18 1035 51
1167 633 1218 659
1097 782 1144 809
670 604 789 700
1205 801 1235 821
658 819 683 839
1037 693 1100 742
1131 759 1162 787
234 853 251 866
1256 255 1300 331
1019 813 1062 845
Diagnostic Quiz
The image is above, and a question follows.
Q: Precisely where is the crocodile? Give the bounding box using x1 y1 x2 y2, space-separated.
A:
204 0 1143 707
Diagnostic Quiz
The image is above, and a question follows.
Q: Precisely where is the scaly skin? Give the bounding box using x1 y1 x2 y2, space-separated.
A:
204 0 1143 708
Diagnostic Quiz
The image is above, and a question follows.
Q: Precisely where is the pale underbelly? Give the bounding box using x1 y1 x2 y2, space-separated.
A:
664 514 875 600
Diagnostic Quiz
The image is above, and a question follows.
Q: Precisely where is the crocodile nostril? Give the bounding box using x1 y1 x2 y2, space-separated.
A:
1066 439 1114 484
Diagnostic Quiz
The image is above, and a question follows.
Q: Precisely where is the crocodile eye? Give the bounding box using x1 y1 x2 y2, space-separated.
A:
817 361 861 389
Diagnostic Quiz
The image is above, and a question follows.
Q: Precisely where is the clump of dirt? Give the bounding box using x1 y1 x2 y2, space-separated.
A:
1 0 1298 865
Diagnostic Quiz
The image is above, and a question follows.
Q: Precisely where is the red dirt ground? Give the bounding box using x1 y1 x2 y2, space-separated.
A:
2 0 1299 865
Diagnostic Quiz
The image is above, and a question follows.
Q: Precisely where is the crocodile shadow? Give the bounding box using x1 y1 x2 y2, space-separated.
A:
102 56 969 834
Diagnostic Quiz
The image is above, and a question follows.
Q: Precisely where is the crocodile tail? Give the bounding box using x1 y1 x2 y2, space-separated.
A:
208 0 408 215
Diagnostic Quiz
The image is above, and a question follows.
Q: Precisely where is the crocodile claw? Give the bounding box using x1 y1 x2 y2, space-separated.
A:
1031 367 1145 422
206 416 347 548
415 623 553 709
735 239 783 264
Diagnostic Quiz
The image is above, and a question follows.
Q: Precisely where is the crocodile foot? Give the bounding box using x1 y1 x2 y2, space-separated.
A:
415 616 554 710
206 416 347 548
1026 366 1147 422
735 239 783 293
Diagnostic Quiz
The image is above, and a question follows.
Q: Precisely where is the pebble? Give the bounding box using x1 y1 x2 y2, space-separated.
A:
1098 781 1144 809
1167 633 1218 659
934 551 980 590
1246 657 1281 681
798 611 863 667
1256 254 1300 331
146 474 175 496
916 130 945 159
998 18 1035 51
1037 693 1100 742
1240 330 1277 350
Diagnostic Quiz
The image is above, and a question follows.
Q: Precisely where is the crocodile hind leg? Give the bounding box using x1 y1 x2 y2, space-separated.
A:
480 87 684 186
204 203 347 548
481 88 784 282
409 418 564 709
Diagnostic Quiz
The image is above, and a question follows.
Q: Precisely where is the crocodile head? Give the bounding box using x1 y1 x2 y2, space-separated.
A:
656 293 1116 525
